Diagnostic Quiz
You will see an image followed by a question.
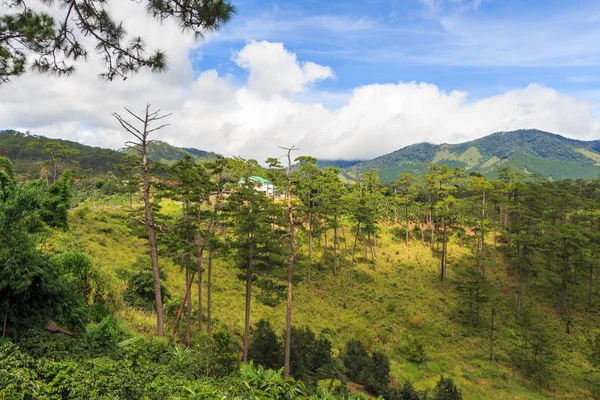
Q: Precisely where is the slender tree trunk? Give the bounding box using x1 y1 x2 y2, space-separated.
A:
2 301 8 338
489 308 495 361
114 104 171 338
476 286 480 328
590 263 594 310
333 214 338 276
517 243 524 318
493 214 497 273
197 245 204 331
207 243 213 336
481 191 486 278
308 211 312 284
560 263 568 317
441 220 447 282
185 262 192 346
142 153 164 337
405 195 410 248
368 231 376 270
469 289 473 328
282 146 297 379
341 223 348 251
172 269 196 335
350 222 360 288
243 246 254 363
324 225 328 265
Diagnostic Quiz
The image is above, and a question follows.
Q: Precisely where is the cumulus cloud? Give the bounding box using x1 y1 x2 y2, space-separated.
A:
2 20 600 163
233 41 334 97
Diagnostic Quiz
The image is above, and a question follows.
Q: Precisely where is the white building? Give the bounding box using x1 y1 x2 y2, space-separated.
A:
239 175 276 196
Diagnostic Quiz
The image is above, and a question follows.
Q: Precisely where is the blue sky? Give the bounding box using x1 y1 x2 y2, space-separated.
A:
195 0 600 101
5 0 600 160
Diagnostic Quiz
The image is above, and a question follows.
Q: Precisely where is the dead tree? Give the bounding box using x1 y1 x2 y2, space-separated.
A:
113 103 171 337
280 145 299 378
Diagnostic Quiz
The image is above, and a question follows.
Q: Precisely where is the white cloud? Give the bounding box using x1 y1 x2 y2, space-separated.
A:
2 14 600 164
233 41 333 97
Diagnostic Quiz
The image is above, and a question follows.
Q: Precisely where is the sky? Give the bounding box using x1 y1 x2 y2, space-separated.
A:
3 0 600 161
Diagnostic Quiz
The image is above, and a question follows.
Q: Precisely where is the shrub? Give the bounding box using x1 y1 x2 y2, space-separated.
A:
290 326 334 383
342 339 370 383
364 351 390 394
403 338 428 364
248 319 283 370
122 259 170 311
432 376 462 400
209 328 241 378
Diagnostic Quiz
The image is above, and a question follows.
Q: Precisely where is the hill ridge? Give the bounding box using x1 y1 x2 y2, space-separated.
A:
345 129 600 182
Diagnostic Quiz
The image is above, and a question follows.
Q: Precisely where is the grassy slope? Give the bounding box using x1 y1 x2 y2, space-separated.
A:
50 199 596 400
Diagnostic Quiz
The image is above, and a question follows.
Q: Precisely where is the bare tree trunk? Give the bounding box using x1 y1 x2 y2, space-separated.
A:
469 289 473 328
590 263 594 310
324 224 328 266
341 223 348 251
243 245 254 363
476 286 480 328
441 220 447 282
281 145 298 379
489 308 495 361
560 266 568 317
172 269 196 336
368 231 376 270
114 104 170 337
493 214 497 273
185 262 192 346
197 246 204 331
2 301 8 338
517 243 524 318
481 191 486 278
405 195 410 248
207 244 213 336
333 214 338 277
351 222 360 288
308 211 312 284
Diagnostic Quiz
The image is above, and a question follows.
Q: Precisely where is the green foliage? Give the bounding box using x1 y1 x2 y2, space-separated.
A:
342 339 371 383
123 260 170 311
0 1 235 82
432 376 463 400
209 328 242 378
289 326 336 384
248 319 283 370
402 338 428 364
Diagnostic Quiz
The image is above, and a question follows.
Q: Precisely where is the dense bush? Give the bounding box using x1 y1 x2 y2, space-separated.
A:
248 319 283 370
431 376 462 400
341 339 390 395
122 258 170 311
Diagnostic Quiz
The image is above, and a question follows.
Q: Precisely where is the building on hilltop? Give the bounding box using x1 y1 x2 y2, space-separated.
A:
239 175 276 196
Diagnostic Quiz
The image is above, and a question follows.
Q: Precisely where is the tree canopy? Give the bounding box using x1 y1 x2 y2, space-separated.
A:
0 0 236 83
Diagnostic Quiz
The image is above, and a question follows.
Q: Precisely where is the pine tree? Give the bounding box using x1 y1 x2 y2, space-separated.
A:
1 0 235 83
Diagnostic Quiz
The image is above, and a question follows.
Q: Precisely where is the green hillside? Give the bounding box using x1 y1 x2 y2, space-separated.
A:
345 129 600 182
123 140 219 164
0 130 218 179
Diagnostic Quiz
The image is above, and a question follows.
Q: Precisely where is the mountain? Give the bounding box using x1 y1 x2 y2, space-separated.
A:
122 140 219 164
0 130 218 178
315 159 363 169
0 129 126 178
344 129 600 182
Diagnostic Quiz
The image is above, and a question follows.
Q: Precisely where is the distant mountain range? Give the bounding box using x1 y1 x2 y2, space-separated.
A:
344 129 600 182
0 130 218 178
3 128 600 182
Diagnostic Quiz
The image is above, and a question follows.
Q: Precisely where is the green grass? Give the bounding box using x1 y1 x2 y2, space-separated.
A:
50 198 600 399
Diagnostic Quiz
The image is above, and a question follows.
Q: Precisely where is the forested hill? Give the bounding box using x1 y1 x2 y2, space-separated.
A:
345 129 600 182
0 130 218 179
122 140 219 163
